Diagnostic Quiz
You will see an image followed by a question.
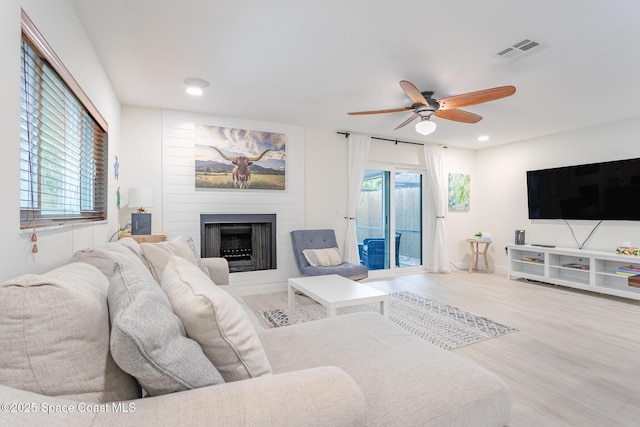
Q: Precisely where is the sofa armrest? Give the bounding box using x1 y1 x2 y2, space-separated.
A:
0 367 366 427
201 256 229 286
102 367 366 427
0 385 97 426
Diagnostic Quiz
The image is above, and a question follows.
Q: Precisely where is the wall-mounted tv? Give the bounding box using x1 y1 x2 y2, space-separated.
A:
527 158 640 220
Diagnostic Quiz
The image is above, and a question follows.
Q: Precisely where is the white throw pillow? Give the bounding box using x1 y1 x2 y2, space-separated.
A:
141 236 210 282
302 247 343 267
161 256 273 382
71 245 152 280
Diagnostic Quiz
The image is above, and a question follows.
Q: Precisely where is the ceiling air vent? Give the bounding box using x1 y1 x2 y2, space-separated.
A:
496 38 546 61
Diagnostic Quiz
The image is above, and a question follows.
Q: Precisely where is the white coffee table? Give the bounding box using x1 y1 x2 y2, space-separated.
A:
288 274 389 323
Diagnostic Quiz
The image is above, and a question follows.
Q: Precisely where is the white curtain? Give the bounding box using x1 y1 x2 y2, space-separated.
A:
424 144 450 273
344 134 371 264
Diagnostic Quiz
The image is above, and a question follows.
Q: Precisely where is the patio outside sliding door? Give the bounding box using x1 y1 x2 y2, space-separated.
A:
357 170 390 270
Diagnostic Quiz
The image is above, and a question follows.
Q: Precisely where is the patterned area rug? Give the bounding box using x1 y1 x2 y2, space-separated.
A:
262 291 517 350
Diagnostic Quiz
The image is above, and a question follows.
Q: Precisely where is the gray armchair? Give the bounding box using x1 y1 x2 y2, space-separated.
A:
290 229 368 281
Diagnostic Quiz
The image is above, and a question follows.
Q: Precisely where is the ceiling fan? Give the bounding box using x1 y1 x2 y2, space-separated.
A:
347 80 516 135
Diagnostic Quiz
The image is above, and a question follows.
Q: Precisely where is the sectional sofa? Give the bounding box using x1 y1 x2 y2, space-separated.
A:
0 236 512 426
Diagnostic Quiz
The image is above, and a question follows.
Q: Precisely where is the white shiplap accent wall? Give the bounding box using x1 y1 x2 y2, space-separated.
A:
162 110 305 287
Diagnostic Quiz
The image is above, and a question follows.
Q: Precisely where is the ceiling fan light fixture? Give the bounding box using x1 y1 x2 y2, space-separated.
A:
184 77 209 97
415 118 436 135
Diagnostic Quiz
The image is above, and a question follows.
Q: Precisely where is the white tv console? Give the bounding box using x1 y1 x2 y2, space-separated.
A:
507 244 640 300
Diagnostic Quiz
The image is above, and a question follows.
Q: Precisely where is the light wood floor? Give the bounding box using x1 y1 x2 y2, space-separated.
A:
243 270 640 427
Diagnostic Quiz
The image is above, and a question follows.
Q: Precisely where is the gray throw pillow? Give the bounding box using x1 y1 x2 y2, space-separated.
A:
108 262 224 396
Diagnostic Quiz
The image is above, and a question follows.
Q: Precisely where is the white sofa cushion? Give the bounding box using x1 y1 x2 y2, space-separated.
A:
0 262 140 402
141 236 210 281
259 312 512 427
108 262 224 396
161 256 272 382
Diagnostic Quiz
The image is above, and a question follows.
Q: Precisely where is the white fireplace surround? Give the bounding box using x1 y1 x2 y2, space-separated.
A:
162 110 305 287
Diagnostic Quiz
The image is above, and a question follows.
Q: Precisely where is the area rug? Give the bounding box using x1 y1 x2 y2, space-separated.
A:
262 291 517 350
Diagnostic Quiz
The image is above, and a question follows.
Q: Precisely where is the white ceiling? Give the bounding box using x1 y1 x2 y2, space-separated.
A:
69 0 640 149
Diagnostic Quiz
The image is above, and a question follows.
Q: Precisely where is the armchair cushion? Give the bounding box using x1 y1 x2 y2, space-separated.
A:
290 229 368 280
108 262 224 396
160 256 272 382
302 247 343 267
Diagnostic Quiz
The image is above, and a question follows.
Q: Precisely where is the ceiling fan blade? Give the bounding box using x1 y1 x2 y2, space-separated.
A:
434 109 482 123
347 107 412 115
437 86 516 110
399 80 428 105
394 112 419 130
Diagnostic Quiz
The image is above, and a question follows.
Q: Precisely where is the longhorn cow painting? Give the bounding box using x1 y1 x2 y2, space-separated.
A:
194 124 285 190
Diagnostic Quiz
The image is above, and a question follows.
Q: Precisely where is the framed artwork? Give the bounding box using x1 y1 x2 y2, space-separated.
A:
194 124 286 190
448 173 470 212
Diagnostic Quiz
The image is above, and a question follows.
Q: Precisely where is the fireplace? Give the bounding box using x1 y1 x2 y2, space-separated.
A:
200 214 276 273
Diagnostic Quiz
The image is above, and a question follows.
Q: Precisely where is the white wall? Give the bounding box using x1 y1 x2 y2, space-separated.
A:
118 106 163 231
303 129 349 241
0 0 121 282
442 147 478 269
476 116 640 273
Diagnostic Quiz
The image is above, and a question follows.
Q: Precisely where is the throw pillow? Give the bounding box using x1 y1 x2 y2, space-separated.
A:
161 256 272 382
302 247 343 267
185 235 212 277
108 262 224 396
71 245 153 281
141 236 210 282
0 262 140 403
117 237 152 270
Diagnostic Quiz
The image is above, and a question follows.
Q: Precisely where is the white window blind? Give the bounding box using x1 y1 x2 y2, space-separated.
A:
19 12 107 229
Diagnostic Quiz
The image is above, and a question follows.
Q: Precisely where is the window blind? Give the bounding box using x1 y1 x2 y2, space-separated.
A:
19 26 107 229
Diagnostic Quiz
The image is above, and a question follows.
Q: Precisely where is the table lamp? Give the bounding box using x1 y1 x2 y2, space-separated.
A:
128 187 153 235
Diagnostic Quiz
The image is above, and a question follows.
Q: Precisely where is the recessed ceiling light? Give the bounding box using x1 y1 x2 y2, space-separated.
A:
184 77 209 96
477 135 490 142
186 86 204 96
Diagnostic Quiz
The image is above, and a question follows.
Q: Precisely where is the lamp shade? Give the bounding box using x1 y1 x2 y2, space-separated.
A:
415 119 437 135
128 187 153 212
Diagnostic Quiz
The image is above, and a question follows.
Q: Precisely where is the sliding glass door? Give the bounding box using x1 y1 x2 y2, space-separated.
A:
357 168 423 272
357 170 390 270
395 172 422 268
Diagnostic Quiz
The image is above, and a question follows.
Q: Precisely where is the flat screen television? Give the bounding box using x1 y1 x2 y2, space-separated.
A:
526 158 640 220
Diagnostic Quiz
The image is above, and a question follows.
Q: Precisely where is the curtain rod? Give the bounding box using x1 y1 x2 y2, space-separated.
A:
336 131 446 148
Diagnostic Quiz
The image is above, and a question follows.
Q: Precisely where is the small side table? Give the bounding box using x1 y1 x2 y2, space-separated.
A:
119 232 167 244
467 238 491 273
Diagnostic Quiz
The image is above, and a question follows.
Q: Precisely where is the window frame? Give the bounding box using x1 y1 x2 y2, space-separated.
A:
20 10 108 229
